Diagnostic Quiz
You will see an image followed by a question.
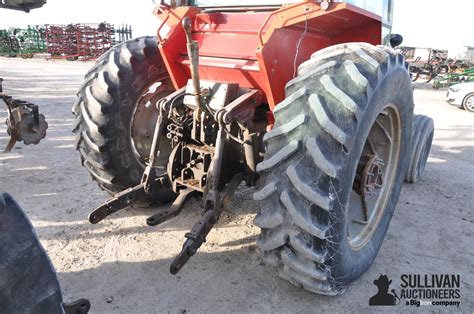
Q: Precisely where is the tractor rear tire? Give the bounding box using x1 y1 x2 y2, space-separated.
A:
73 36 175 202
254 43 414 295
404 115 434 183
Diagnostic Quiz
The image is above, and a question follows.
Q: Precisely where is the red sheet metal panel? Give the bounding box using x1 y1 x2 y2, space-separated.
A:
156 2 382 110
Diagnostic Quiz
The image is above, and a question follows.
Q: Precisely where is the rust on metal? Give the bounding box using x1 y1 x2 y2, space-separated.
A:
355 154 385 225
0 78 48 152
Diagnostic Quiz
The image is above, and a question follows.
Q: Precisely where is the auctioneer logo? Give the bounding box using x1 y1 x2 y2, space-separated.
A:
369 274 462 308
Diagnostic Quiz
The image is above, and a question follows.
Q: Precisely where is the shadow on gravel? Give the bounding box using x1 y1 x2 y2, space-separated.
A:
57 249 341 313
32 188 260 241
51 143 474 312
428 143 474 165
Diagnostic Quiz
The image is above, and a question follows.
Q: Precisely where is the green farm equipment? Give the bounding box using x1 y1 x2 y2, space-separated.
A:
0 29 20 57
15 25 47 58
433 68 474 89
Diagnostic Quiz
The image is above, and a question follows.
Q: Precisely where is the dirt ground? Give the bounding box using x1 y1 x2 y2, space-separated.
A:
0 57 473 313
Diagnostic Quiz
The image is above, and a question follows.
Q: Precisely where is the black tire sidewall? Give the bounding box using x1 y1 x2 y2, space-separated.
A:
77 37 175 202
412 118 434 182
329 68 413 284
109 51 171 187
417 129 434 177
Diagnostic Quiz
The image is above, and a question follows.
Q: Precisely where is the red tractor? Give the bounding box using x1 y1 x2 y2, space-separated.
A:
74 0 434 295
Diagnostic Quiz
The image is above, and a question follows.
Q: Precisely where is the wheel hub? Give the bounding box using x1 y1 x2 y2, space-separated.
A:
466 96 474 111
361 155 384 195
130 81 173 167
355 155 385 225
348 106 401 250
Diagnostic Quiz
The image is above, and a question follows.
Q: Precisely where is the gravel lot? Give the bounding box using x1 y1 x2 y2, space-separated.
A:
1 57 473 313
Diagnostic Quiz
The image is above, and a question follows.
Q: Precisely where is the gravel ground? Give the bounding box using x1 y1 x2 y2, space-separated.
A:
0 57 473 313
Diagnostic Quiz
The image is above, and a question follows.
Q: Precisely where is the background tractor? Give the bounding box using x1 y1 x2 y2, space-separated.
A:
74 0 434 295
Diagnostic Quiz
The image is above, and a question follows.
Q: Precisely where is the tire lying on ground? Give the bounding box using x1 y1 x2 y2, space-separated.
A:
73 36 175 202
254 43 414 295
404 114 434 183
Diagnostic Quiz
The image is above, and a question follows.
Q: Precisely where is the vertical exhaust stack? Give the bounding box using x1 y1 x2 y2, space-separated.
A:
182 17 202 117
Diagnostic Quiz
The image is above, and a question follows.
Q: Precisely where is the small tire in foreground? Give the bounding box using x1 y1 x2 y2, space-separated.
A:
404 114 434 183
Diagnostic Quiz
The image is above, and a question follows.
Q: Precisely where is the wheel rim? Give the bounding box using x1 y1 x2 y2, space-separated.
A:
130 79 174 169
347 106 402 250
466 96 474 111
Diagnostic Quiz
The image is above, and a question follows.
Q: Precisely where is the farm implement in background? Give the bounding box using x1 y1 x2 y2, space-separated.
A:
0 22 132 61
115 24 133 43
0 29 20 57
45 23 116 61
15 25 47 58
433 68 474 89
400 47 450 83
0 78 48 152
44 23 132 61
1 26 47 58
400 46 473 85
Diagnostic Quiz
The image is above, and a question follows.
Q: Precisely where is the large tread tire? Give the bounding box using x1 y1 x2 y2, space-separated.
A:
404 114 434 183
254 43 414 295
73 36 174 201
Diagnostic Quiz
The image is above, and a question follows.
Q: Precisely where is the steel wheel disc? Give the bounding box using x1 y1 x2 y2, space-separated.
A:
466 96 474 111
348 106 402 250
130 80 174 169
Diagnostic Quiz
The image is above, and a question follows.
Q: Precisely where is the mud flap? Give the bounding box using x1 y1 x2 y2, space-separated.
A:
0 193 64 313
